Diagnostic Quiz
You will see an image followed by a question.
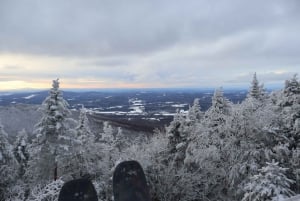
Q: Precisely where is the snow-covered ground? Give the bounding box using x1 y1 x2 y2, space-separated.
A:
171 103 188 108
23 94 37 99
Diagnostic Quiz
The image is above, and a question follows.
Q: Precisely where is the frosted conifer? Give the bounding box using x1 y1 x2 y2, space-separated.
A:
13 129 29 177
76 106 93 143
242 161 294 201
0 123 17 200
284 74 300 96
247 73 267 103
27 79 76 182
188 98 203 122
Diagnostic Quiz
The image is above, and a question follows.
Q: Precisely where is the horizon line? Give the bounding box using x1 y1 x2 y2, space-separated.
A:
0 85 283 93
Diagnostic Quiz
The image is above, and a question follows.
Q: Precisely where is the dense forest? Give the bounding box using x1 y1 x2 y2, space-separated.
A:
0 74 300 201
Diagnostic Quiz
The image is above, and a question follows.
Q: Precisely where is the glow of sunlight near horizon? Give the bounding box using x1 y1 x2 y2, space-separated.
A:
0 53 150 90
0 53 296 91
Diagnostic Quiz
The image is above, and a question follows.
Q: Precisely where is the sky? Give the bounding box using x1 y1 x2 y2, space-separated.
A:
0 0 299 91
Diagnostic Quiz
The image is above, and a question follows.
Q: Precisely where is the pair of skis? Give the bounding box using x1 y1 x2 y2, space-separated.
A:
58 160 151 201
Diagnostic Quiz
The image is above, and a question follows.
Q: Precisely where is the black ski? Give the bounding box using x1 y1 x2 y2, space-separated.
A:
58 178 98 201
113 160 151 201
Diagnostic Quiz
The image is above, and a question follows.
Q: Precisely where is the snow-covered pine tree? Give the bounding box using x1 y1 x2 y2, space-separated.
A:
188 98 203 123
202 87 232 157
205 87 231 128
27 79 76 183
34 79 72 143
281 74 300 148
242 161 294 201
271 74 300 192
166 109 191 167
169 99 204 167
284 74 300 100
76 106 93 143
186 88 235 200
71 106 97 178
248 73 266 101
0 123 18 200
13 129 29 178
291 148 300 193
228 94 278 199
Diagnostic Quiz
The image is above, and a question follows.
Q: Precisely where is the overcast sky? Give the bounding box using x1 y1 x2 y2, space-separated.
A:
0 0 299 90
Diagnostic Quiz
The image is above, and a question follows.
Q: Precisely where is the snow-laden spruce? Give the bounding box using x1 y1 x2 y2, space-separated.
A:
26 79 77 183
242 161 295 201
0 122 18 200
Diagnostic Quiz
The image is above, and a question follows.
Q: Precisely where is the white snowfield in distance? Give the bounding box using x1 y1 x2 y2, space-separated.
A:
284 195 300 201
23 94 37 99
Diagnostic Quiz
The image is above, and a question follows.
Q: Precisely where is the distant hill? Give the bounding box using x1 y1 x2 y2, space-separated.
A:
0 89 248 140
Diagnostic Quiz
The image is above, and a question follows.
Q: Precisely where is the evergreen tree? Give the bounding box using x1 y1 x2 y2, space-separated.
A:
184 88 234 200
228 97 283 199
282 74 300 148
27 79 76 183
284 74 300 98
205 87 231 128
0 123 18 200
166 109 191 166
272 74 300 192
188 98 203 122
13 129 29 178
242 161 294 201
291 148 300 193
72 106 97 178
76 106 92 143
248 73 265 101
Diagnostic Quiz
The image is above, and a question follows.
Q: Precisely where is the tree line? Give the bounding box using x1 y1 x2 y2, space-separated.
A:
0 74 299 201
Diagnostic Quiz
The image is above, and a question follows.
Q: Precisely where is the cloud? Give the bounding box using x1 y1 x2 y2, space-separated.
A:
0 76 15 82
0 0 299 57
227 72 296 85
1 65 23 70
0 0 299 89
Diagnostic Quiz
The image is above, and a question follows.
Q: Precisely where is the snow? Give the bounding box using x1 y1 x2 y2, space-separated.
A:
21 139 26 146
142 117 160 121
108 106 123 109
128 98 146 114
129 106 144 114
23 94 36 99
176 142 186 150
171 104 188 108
50 105 58 110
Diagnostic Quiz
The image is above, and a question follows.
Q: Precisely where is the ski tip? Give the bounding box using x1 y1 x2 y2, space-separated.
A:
113 160 151 201
58 178 98 201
